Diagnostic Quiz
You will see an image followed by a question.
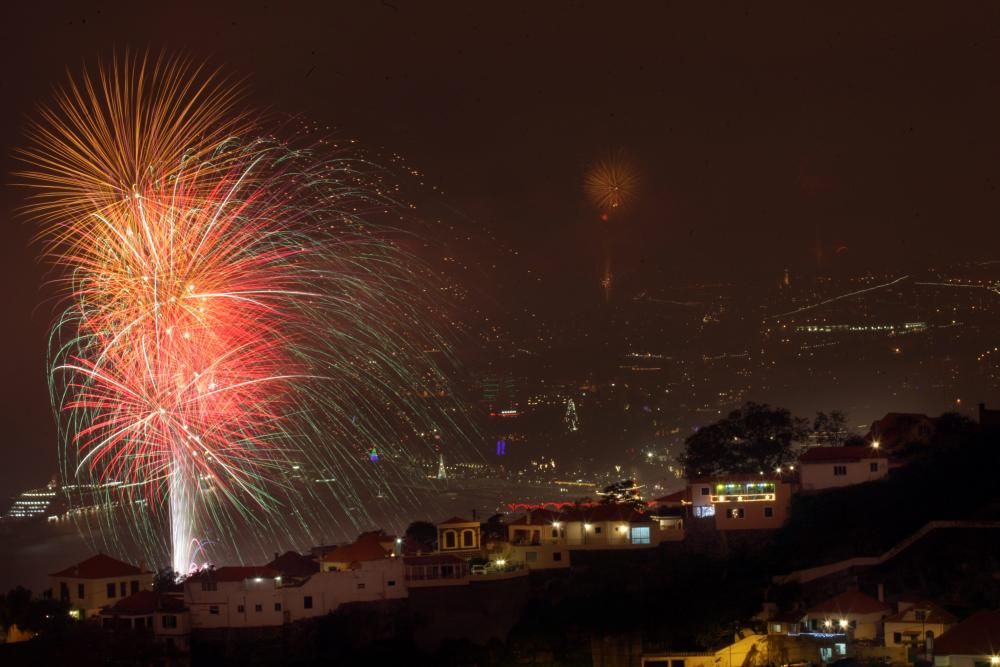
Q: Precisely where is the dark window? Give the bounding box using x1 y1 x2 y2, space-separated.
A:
729 507 745 519
209 605 219 615
357 583 366 589
134 616 145 629
444 531 456 549
672 660 685 667
60 582 69 601
107 582 116 598
388 580 396 587
304 595 313 609
255 604 262 612
551 529 559 538
78 583 85 599
914 610 927 621
764 507 774 518
553 552 562 561
131 580 139 594
161 614 177 629
274 603 282 612
701 487 710 495
237 604 244 613
200 581 217 592
462 530 475 547
833 465 847 476
595 526 602 534
870 462 879 473
893 632 902 644
120 582 126 597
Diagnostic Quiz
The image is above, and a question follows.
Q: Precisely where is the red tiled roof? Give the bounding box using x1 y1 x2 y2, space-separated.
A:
807 591 890 616
102 591 186 615
266 551 320 577
50 553 150 579
934 610 1000 656
187 566 279 582
322 531 394 566
654 489 690 504
439 516 476 525
799 445 884 463
885 601 958 625
507 509 560 526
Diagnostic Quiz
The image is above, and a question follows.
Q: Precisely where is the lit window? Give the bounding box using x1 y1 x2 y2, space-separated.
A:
631 526 651 544
729 508 745 519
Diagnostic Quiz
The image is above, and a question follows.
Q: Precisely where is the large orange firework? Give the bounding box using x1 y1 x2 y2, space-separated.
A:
585 152 639 214
19 54 473 573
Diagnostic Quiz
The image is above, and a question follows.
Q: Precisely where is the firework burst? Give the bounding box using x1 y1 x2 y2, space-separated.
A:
585 152 639 214
19 54 474 573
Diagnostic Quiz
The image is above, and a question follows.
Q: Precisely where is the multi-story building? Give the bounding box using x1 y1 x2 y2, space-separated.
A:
689 477 792 530
50 554 152 619
798 445 888 491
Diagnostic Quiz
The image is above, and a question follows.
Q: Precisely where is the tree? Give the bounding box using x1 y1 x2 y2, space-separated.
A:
152 568 182 593
680 402 808 478
598 479 645 510
481 514 507 542
812 410 849 444
404 520 437 552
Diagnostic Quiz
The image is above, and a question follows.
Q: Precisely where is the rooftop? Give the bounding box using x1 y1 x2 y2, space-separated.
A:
807 590 890 616
186 566 280 583
885 601 958 625
934 610 1000 656
50 553 150 580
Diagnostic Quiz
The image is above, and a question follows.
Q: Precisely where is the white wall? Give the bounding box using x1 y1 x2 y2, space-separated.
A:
800 458 887 491
185 559 406 629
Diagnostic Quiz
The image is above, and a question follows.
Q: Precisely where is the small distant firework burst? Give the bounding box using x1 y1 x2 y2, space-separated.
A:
585 152 638 214
19 54 473 573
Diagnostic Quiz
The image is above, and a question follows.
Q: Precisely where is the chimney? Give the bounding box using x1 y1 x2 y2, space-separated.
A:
472 508 477 521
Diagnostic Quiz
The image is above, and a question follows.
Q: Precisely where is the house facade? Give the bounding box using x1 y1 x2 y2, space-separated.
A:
183 558 406 629
798 445 888 491
49 553 153 619
689 477 792 530
802 591 890 642
437 517 481 553
884 600 957 652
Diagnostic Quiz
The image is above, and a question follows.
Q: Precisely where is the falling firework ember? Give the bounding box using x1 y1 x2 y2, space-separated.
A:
18 54 474 573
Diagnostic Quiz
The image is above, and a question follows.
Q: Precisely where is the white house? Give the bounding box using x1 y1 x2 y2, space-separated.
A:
184 549 407 629
50 553 153 619
802 590 890 642
798 445 888 491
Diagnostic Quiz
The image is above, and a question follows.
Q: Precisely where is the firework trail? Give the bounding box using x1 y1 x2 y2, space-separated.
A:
19 54 475 573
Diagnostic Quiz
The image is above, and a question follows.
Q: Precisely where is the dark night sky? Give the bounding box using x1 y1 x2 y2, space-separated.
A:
4 1 1000 501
